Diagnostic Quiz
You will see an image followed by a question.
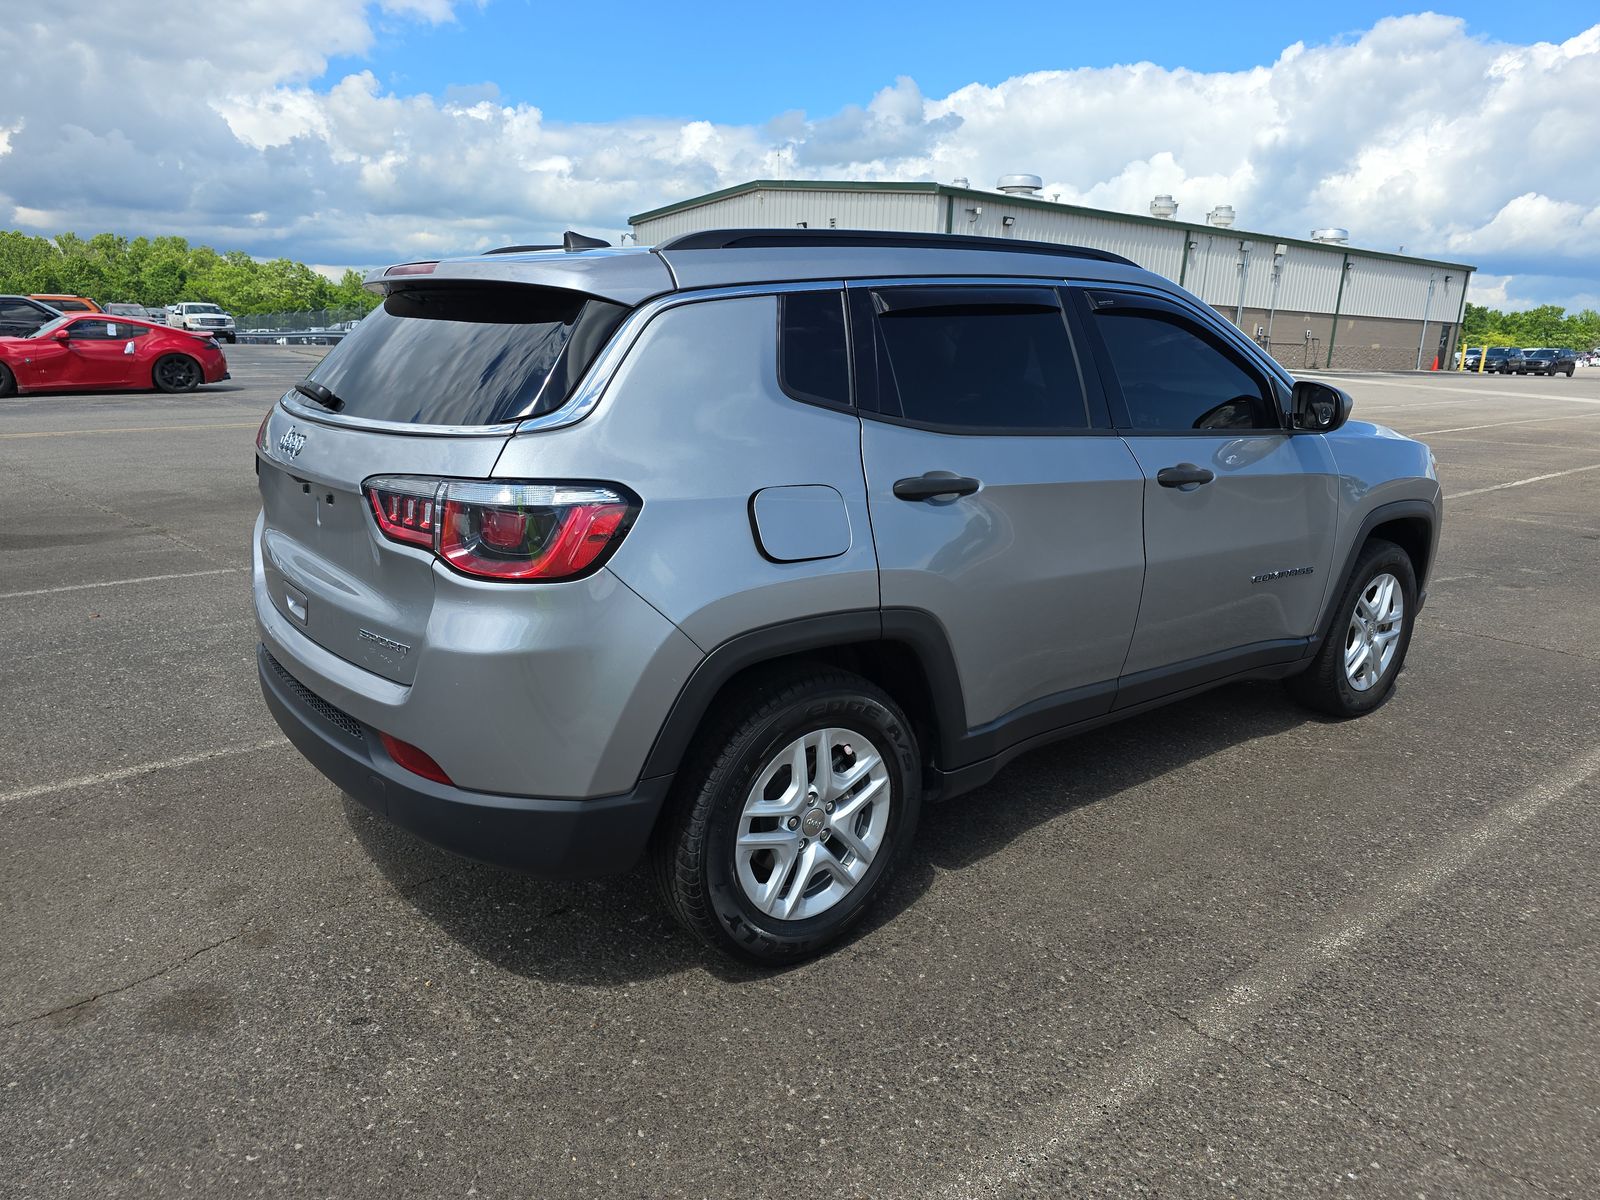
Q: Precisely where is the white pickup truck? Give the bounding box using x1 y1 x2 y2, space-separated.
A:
167 302 237 343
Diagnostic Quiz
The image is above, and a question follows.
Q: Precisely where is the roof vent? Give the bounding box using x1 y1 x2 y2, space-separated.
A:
997 173 1043 196
1310 227 1350 245
1150 194 1179 220
952 176 970 189
1206 205 1236 229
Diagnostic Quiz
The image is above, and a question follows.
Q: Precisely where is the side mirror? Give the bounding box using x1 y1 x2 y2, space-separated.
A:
52 328 72 342
1290 380 1352 433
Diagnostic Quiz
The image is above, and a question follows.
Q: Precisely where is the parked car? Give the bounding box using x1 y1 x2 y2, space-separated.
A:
254 228 1441 963
103 302 151 319
1519 348 1577 376
28 293 101 314
0 294 63 338
0 312 229 396
168 301 237 343
1484 347 1526 374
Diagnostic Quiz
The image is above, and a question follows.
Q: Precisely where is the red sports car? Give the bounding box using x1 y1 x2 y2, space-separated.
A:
0 312 230 396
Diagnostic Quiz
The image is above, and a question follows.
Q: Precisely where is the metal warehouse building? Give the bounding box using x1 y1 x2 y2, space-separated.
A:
629 179 1475 372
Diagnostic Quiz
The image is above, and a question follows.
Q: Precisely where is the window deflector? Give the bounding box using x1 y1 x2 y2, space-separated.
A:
1081 289 1282 434
873 286 1061 316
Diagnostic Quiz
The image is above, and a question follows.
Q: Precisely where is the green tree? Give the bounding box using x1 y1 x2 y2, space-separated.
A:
0 227 382 315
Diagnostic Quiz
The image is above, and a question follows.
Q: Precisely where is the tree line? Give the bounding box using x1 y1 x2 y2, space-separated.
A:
0 230 382 315
1461 302 1600 350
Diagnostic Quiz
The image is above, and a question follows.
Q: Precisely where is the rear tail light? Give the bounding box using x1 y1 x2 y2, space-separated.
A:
361 477 638 582
365 476 440 549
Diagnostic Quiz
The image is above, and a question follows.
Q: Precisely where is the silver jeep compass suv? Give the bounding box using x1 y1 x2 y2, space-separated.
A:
254 228 1441 962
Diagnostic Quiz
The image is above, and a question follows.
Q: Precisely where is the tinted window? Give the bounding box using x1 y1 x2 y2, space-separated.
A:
1089 298 1275 431
303 285 628 426
31 317 70 338
778 291 849 407
68 319 117 340
871 288 1089 432
0 300 48 324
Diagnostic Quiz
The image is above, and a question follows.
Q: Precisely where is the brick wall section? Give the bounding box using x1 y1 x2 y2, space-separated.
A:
1209 306 1460 372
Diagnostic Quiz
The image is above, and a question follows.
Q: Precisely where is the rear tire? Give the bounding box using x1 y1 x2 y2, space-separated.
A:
1288 538 1418 718
152 354 201 393
651 665 921 965
0 363 14 397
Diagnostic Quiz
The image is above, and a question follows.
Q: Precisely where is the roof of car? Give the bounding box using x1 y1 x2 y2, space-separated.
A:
366 229 1172 306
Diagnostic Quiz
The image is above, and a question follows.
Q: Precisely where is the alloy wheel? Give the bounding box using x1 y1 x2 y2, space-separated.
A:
733 727 891 921
1345 572 1404 691
157 357 198 390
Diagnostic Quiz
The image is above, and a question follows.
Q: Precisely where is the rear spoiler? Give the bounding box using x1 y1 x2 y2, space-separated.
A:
362 235 672 307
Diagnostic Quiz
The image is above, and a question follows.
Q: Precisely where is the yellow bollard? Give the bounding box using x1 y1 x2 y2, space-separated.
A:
1478 345 1487 374
1457 344 1467 371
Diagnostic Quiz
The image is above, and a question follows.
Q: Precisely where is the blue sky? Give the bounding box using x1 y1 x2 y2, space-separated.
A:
335 0 1591 123
2 3 1597 310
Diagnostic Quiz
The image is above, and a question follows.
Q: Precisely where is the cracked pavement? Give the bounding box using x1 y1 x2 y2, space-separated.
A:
2 351 1599 1198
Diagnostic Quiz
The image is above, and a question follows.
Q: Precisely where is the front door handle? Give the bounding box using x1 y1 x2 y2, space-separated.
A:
893 472 982 501
1155 463 1215 489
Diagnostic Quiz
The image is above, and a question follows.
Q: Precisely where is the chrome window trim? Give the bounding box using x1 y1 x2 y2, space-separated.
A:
278 391 522 438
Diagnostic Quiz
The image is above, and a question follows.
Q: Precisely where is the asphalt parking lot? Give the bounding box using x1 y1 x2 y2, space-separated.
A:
3 346 1598 1198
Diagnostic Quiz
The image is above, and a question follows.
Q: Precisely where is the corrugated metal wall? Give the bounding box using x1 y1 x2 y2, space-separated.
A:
954 202 1189 279
631 189 1466 327
1343 257 1456 322
633 189 943 244
1275 245 1349 312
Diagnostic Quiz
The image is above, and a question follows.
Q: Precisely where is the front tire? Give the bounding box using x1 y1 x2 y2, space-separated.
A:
652 665 921 964
0 363 14 397
1289 538 1418 718
152 354 201 393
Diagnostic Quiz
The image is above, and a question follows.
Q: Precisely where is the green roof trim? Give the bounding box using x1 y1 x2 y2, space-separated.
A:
628 179 1476 274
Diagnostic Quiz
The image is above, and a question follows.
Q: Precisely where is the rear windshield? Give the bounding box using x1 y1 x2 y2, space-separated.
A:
301 285 629 426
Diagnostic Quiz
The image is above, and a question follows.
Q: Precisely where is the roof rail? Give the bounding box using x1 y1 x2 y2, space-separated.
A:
654 227 1136 266
482 231 612 256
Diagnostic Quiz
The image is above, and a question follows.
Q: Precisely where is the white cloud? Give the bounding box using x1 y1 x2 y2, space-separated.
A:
1 7 1597 309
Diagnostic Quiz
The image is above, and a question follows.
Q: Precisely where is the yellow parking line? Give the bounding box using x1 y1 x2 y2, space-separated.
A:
0 421 258 440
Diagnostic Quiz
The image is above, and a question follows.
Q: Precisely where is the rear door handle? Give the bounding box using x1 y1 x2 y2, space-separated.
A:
1155 463 1214 489
893 473 981 501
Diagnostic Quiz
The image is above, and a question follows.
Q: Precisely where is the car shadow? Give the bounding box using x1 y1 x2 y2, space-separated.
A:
345 680 1320 988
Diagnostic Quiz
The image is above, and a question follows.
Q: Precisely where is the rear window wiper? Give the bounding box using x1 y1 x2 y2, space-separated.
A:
294 381 344 412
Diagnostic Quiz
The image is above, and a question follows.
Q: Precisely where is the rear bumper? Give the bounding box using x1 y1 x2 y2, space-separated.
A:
257 644 672 877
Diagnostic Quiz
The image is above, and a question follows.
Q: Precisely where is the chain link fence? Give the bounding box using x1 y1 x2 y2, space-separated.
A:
235 307 368 344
